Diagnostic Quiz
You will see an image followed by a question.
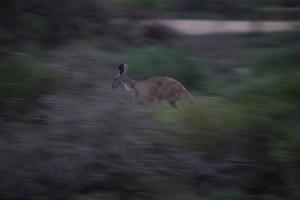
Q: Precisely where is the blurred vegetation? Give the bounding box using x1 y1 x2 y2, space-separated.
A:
170 98 245 153
0 55 52 115
0 0 299 47
0 0 300 200
124 46 201 88
1 30 299 200
158 34 300 199
205 189 250 200
114 0 300 19
0 0 108 46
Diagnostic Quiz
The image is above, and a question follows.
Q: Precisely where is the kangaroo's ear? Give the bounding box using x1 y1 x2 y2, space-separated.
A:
123 64 128 73
118 64 128 75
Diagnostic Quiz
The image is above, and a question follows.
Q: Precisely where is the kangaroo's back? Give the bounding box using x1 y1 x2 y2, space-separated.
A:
135 76 193 106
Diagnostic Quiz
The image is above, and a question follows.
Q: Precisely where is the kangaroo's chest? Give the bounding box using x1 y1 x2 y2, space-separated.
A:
123 83 136 98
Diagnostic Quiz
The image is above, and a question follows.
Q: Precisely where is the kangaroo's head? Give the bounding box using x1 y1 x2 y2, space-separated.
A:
112 63 128 89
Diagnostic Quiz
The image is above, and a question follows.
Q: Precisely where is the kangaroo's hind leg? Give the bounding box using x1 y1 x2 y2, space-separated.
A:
169 100 178 108
168 93 181 108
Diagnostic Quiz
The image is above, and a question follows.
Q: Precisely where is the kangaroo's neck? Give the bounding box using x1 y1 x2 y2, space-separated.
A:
122 75 137 96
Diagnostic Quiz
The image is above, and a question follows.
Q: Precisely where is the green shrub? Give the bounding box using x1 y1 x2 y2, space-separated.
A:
270 124 300 193
0 0 109 45
160 97 245 153
206 189 249 200
233 44 300 198
156 41 299 194
152 33 300 199
259 45 300 75
124 46 202 89
237 44 300 119
262 195 283 200
0 55 52 114
240 31 300 48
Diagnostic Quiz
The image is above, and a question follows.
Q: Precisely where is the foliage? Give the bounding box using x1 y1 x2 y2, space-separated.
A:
206 189 249 200
262 195 283 200
0 55 52 114
234 46 299 198
259 45 300 77
0 0 108 45
240 31 300 48
124 46 202 88
162 97 245 152
157 33 300 198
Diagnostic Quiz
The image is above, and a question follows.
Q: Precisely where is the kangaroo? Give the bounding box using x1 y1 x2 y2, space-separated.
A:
112 64 194 108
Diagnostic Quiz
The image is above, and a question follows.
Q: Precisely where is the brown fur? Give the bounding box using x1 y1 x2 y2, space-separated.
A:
112 64 194 107
120 76 193 107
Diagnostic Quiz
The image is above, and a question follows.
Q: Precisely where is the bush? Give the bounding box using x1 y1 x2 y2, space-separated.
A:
124 46 202 89
0 0 109 46
0 55 52 114
233 44 300 198
238 45 300 119
262 195 283 200
206 189 249 200
240 31 300 48
259 45 300 75
156 42 300 197
160 97 245 153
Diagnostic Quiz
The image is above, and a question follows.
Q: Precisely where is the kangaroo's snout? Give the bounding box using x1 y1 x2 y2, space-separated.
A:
112 82 118 89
